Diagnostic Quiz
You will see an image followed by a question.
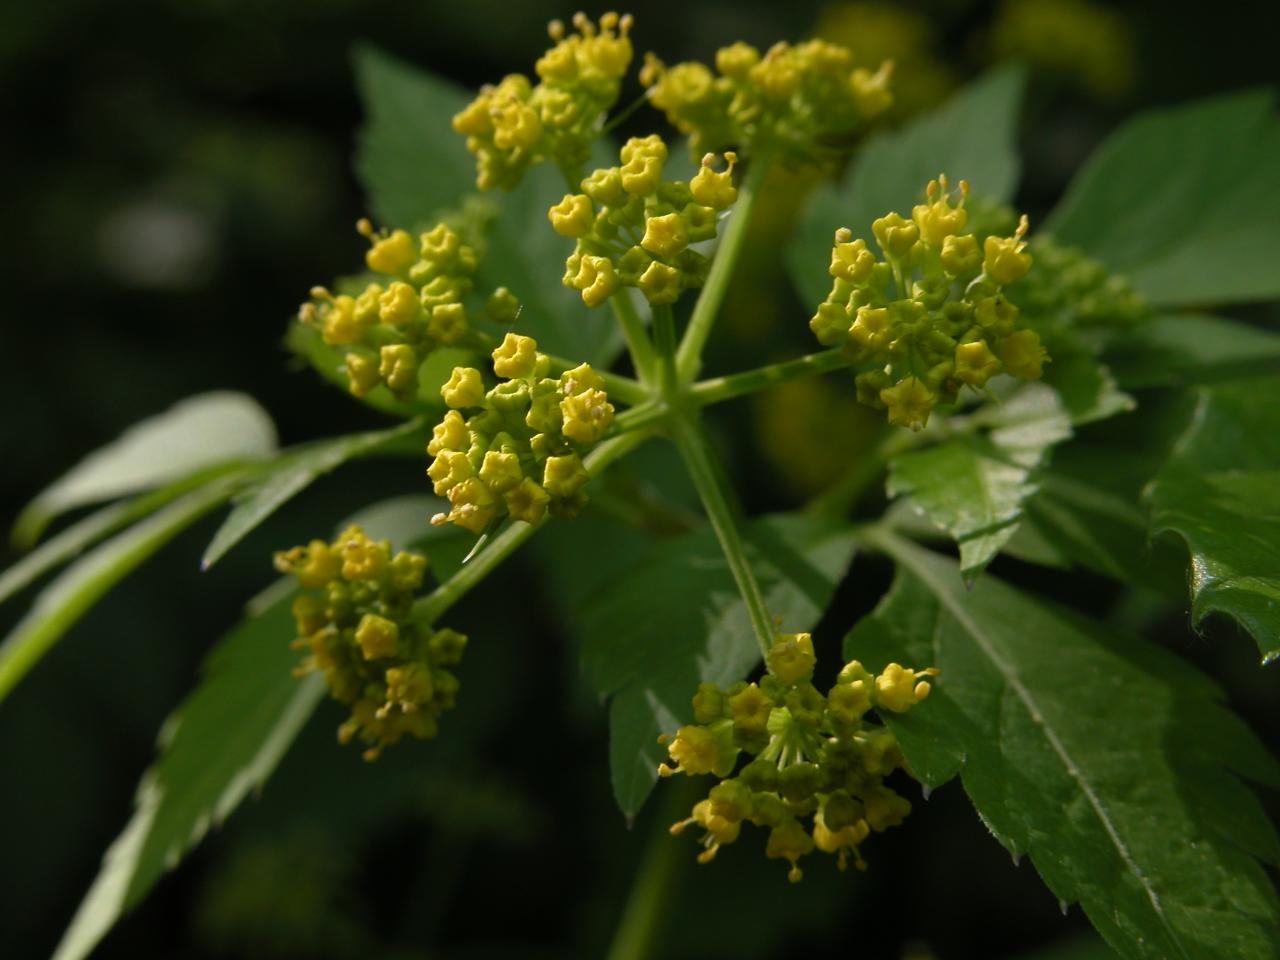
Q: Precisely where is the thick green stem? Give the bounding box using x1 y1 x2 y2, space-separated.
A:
670 414 775 661
674 151 774 384
604 777 696 960
610 292 659 389
651 304 678 399
411 429 652 625
688 348 849 407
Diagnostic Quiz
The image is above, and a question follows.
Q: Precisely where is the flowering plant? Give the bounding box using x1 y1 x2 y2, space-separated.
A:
5 10 1279 960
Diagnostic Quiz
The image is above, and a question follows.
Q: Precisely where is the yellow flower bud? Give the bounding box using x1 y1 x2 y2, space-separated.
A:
727 682 772 735
505 477 551 525
548 193 595 238
940 233 981 278
479 448 523 494
765 817 814 883
378 344 418 395
273 540 341 588
769 632 816 685
320 295 361 346
427 450 474 496
829 229 876 284
491 332 540 379
439 477 498 534
427 409 468 456
543 453 589 498
911 175 968 248
880 376 935 431
665 725 721 776
689 152 738 209
641 212 690 260
345 353 381 397
871 211 919 259
379 281 422 328
571 254 620 307
355 613 399 660
875 662 936 712
983 215 1032 284
364 227 417 275
426 302 468 344
638 261 681 305
849 305 891 353
999 328 1048 379
863 784 911 832
715 42 759 78
953 340 1002 388
441 366 485 409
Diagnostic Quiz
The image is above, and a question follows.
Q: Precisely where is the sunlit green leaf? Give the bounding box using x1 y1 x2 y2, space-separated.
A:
13 392 275 548
1145 377 1280 663
1046 91 1280 306
853 534 1280 960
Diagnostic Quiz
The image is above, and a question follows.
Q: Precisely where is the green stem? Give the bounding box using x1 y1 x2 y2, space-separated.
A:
610 292 659 389
411 429 653 625
612 401 669 434
688 348 849 407
669 414 774 661
674 151 774 384
651 304 678 399
604 777 696 960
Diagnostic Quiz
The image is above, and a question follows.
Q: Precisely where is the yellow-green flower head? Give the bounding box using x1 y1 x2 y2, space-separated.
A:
273 526 466 761
551 139 736 308
452 12 635 191
425 333 613 533
1004 233 1148 329
299 220 518 403
661 635 937 879
641 38 892 160
809 176 1051 431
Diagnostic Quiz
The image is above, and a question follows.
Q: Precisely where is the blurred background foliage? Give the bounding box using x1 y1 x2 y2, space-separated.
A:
2 1 1277 957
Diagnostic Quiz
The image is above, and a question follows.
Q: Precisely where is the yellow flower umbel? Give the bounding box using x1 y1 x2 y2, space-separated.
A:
640 38 892 161
452 12 634 190
274 526 467 760
299 220 519 401
551 136 739 307
810 175 1049 431
426 333 614 532
661 633 936 881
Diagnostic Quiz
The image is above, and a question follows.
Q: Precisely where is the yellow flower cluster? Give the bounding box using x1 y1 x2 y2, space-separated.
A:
299 220 519 401
452 12 634 190
427 333 614 533
810 175 1049 431
661 633 936 880
274 526 467 761
550 136 738 307
640 39 892 159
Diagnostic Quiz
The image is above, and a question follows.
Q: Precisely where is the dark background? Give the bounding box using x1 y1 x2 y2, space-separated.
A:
1 1 1277 958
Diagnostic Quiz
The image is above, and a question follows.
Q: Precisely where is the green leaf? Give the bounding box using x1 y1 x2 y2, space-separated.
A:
887 383 1071 578
788 66 1026 306
0 470 233 609
54 499 453 960
1101 313 1280 389
853 533 1280 960
0 479 237 703
202 418 425 570
52 585 324 960
1145 378 1280 663
13 392 275 548
1046 91 1280 307
580 513 858 817
351 45 620 366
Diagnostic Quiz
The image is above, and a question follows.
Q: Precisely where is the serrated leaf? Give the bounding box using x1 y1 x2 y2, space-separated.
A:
788 66 1026 306
887 383 1071 578
1046 91 1280 307
1145 378 1280 663
580 513 858 816
0 479 238 703
851 534 1280 960
351 45 620 366
1101 313 1280 389
54 499 458 960
13 392 275 548
202 418 425 569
